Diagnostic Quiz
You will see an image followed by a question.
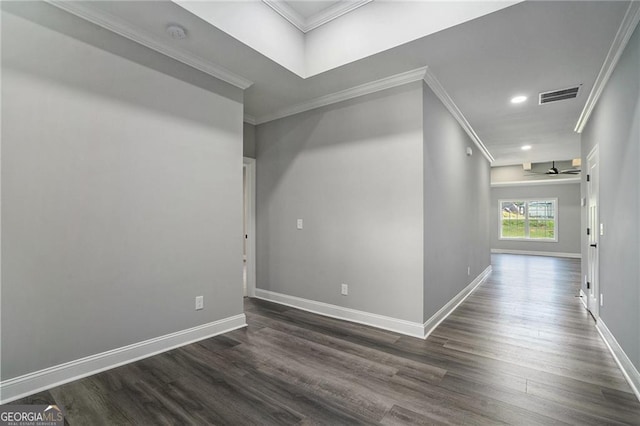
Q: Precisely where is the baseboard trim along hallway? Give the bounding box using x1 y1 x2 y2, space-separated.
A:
422 265 492 338
596 319 640 402
0 314 247 404
7 256 639 423
255 265 492 340
254 289 426 338
491 248 581 259
576 288 640 402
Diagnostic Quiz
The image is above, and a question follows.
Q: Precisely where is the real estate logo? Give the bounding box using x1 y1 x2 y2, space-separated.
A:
0 405 64 426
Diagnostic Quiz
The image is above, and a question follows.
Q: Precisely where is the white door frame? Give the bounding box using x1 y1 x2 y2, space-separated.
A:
586 145 599 319
243 157 256 298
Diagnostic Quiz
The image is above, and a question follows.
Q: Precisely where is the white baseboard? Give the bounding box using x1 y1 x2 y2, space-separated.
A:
255 266 492 340
595 319 640 402
0 314 247 404
422 265 492 338
579 288 588 309
491 249 581 259
254 289 426 338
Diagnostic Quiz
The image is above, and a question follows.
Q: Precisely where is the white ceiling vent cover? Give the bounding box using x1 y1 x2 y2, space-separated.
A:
539 85 582 105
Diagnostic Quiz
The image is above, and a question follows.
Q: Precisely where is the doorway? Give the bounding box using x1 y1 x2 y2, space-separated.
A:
586 145 599 319
243 157 256 298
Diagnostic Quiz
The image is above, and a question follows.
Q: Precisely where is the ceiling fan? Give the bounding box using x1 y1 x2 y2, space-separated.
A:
527 161 581 176
548 161 581 175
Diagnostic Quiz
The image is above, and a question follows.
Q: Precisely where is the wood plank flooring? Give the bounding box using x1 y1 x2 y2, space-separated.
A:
8 254 640 424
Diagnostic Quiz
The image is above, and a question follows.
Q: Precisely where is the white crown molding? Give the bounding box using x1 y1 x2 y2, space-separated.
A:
45 0 254 90
596 319 640 402
422 67 495 164
0 314 247 404
491 249 581 259
255 66 428 124
262 0 372 33
254 289 426 338
574 1 640 133
304 0 372 33
491 177 581 187
262 0 306 32
243 114 257 125
423 266 492 339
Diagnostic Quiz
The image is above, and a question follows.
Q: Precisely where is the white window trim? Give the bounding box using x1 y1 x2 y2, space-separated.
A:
498 198 558 243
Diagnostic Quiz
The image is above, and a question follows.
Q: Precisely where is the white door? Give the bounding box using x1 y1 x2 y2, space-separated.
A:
243 164 248 297
586 146 599 319
243 158 256 298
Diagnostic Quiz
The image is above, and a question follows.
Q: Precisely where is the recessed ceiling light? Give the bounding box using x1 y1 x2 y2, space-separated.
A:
521 145 532 151
511 95 527 104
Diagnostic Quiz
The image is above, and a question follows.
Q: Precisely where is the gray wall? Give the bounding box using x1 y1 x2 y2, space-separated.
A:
256 83 425 323
422 83 491 322
490 183 581 254
1 6 244 380
255 81 492 325
243 122 256 159
581 23 640 370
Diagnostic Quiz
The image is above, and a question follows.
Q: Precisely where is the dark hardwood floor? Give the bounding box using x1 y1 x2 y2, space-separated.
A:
10 254 640 424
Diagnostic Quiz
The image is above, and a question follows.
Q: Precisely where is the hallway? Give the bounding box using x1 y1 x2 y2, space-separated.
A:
13 255 640 424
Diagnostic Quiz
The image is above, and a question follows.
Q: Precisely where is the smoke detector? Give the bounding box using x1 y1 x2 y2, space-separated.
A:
166 25 187 40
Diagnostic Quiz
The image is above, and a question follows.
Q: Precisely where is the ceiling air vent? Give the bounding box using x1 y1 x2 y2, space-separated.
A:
539 85 582 105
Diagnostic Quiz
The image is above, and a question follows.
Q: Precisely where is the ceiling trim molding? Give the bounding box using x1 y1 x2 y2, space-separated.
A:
46 0 254 90
422 68 495 164
304 0 372 32
262 0 372 33
574 1 640 133
254 66 429 124
243 114 257 125
491 177 581 188
262 0 306 32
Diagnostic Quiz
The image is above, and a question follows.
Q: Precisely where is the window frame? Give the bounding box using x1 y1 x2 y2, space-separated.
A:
498 198 558 242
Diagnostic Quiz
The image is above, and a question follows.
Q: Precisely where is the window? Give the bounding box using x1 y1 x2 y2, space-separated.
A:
499 199 557 241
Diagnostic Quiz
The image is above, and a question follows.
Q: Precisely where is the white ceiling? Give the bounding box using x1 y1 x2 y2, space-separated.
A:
262 0 372 33
32 1 634 166
284 1 342 19
175 0 516 77
264 0 371 33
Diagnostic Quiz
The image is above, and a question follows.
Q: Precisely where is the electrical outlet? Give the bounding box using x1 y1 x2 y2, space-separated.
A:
467 266 471 276
195 296 204 310
341 283 348 296
600 293 603 307
297 219 303 230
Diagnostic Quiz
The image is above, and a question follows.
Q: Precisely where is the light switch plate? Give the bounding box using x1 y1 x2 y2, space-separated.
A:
297 219 303 230
341 284 348 295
